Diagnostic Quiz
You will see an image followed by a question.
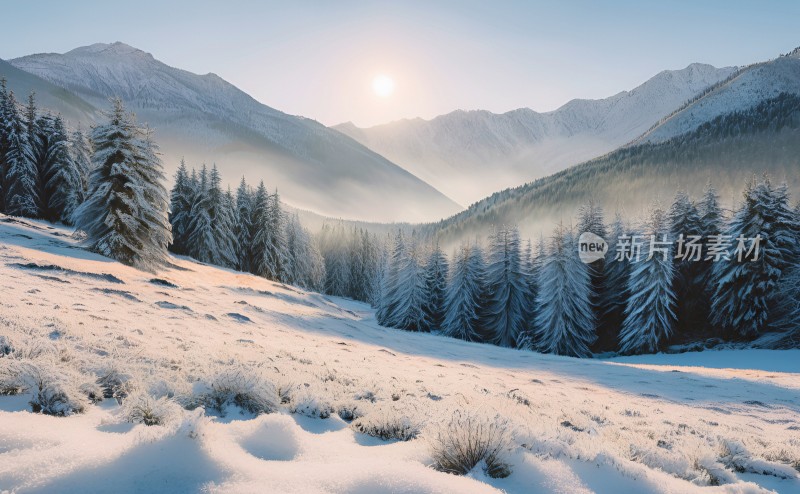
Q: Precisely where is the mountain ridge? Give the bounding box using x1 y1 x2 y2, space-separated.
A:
334 63 737 205
7 42 462 223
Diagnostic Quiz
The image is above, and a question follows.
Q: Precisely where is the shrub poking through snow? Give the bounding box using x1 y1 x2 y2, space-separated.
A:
123 392 182 426
96 366 134 403
80 381 105 404
289 388 335 419
199 367 279 417
336 401 366 422
351 403 421 441
428 410 513 478
3 360 88 416
0 335 13 357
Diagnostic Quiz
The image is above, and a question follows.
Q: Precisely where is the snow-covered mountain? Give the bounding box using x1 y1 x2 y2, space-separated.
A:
634 48 800 144
7 43 461 223
0 58 99 124
334 64 736 205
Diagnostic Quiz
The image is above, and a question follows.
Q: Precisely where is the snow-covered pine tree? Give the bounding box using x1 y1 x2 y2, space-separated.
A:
234 177 255 272
697 182 724 337
69 124 93 212
370 233 390 308
577 200 606 346
346 228 366 300
618 206 676 354
168 160 193 254
186 164 214 262
36 115 81 223
422 241 449 332
376 231 429 331
668 190 708 340
132 127 172 265
207 165 238 267
224 186 240 265
711 177 799 339
74 99 171 271
484 226 528 348
442 242 486 342
182 164 236 267
321 223 351 297
3 90 37 218
534 225 596 357
516 237 542 350
0 78 10 212
285 212 314 288
375 230 404 325
251 185 287 281
389 236 429 332
268 190 289 282
594 212 630 352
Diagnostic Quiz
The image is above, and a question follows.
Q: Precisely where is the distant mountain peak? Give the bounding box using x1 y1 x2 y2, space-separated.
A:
67 42 153 59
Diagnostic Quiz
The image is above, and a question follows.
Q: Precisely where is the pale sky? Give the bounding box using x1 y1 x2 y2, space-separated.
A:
3 1 799 127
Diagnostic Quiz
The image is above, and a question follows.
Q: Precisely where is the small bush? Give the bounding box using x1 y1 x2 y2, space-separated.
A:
198 367 279 417
0 335 13 357
351 403 421 441
3 360 88 416
80 381 105 404
96 366 134 402
123 392 181 426
289 389 335 419
428 410 513 478
337 401 366 422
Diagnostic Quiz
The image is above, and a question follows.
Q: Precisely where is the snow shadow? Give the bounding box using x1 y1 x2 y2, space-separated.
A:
24 432 226 494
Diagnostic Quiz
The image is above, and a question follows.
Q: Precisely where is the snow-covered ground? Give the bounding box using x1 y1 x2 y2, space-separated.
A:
0 216 798 494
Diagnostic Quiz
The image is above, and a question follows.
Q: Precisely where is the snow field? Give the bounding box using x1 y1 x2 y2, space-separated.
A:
0 217 799 493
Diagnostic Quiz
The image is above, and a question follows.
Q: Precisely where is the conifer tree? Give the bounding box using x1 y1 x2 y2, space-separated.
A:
74 99 171 271
484 226 528 348
711 177 799 338
517 237 543 350
0 78 11 212
442 243 486 341
534 226 596 357
422 242 449 331
3 90 37 218
619 207 676 354
595 213 630 352
168 159 193 254
668 190 708 339
376 231 405 325
234 177 256 272
576 200 606 345
69 124 93 211
36 115 81 223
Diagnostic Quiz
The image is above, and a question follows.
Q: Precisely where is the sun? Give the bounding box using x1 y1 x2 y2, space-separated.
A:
372 75 395 98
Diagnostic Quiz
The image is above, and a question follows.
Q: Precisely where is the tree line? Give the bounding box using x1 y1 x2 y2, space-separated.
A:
168 162 325 291
372 179 800 355
0 81 90 224
2 89 798 355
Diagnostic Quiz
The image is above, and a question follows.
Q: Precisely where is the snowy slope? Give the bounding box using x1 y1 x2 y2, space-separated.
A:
8 43 461 223
634 49 800 144
0 58 99 124
334 64 735 205
1 215 799 494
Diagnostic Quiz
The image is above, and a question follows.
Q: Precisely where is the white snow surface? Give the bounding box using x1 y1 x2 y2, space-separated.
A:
1 215 799 494
635 54 800 144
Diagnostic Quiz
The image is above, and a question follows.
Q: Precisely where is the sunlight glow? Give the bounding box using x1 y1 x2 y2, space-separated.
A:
372 75 395 98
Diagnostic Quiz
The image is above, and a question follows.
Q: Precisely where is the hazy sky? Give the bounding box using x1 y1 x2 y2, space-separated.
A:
3 1 799 127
